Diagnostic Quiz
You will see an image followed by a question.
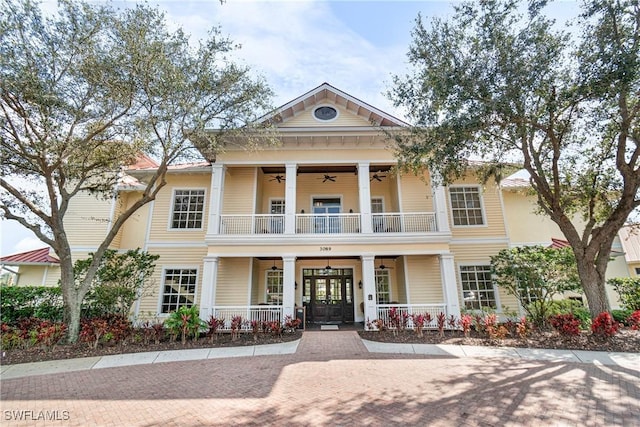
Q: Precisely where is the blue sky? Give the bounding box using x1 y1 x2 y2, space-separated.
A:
0 0 580 257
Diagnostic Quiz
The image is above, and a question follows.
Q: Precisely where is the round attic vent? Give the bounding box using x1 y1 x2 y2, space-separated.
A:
313 106 337 121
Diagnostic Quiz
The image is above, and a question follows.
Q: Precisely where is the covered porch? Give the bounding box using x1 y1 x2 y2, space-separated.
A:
199 254 461 331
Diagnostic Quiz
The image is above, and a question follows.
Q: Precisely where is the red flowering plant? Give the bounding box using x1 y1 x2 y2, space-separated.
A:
436 312 446 338
283 315 301 333
459 314 473 338
230 315 244 341
36 321 67 352
627 310 640 330
447 315 457 330
250 320 260 341
80 318 109 349
207 316 224 343
549 313 581 337
388 307 401 335
591 312 619 339
515 317 530 340
411 313 426 337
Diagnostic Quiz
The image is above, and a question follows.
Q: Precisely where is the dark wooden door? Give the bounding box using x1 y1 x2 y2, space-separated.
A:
305 273 354 323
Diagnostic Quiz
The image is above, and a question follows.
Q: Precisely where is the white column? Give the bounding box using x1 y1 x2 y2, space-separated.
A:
282 255 296 319
207 164 225 235
199 256 219 320
439 254 460 320
358 162 372 233
361 254 377 329
431 175 450 233
284 163 297 234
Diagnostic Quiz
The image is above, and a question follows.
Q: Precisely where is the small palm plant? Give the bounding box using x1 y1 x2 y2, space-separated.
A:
165 306 204 345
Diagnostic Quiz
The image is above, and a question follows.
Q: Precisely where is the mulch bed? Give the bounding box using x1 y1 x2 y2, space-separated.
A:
3 328 639 366
359 328 640 353
1 331 302 366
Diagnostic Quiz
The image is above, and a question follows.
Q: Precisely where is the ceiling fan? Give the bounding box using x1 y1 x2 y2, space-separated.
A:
269 175 285 183
377 258 394 270
318 174 336 183
370 172 387 182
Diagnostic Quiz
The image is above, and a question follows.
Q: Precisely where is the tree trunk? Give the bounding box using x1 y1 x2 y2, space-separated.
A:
63 297 83 344
58 253 87 343
575 256 610 318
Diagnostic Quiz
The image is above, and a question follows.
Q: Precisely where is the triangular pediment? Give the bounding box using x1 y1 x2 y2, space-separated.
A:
261 83 408 128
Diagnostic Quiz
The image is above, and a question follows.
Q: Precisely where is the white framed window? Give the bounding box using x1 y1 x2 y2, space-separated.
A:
375 269 391 304
170 189 205 229
371 198 384 214
460 265 496 310
160 268 198 313
635 267 640 276
266 269 283 305
449 186 485 226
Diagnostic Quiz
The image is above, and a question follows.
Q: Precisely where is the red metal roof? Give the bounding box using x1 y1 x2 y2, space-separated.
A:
549 238 571 249
0 247 59 265
127 153 159 170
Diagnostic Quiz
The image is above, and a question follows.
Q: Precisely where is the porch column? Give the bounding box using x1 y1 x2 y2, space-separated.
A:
358 162 372 233
282 255 296 319
207 164 226 235
361 254 377 329
439 254 461 320
284 163 297 234
431 175 450 233
199 256 219 320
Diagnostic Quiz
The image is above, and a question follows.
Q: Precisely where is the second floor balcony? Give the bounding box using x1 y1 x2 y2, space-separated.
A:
218 212 438 236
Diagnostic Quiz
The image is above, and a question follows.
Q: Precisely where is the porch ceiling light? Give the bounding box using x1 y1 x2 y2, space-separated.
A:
325 259 332 271
379 258 386 270
272 260 279 271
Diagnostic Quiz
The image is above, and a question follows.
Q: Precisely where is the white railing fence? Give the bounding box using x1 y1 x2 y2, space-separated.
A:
218 213 437 235
295 213 360 234
372 213 437 233
211 305 282 332
219 215 285 235
375 304 452 330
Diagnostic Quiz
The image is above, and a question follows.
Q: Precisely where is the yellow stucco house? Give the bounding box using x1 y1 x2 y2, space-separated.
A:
1 83 630 326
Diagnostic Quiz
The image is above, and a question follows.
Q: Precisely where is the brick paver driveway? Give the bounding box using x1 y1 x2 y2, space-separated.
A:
1 331 639 426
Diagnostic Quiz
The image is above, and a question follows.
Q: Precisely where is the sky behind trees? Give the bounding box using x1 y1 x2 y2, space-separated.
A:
0 0 581 256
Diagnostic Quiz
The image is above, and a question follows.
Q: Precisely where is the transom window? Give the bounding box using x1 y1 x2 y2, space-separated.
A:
171 189 205 229
460 265 496 310
449 186 484 226
161 268 197 313
375 269 391 304
266 270 283 305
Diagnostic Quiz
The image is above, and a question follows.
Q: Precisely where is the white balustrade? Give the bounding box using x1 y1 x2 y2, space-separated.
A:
375 304 451 330
211 305 283 332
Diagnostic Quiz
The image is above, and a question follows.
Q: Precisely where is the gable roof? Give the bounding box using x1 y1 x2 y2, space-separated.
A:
0 247 59 265
261 82 409 128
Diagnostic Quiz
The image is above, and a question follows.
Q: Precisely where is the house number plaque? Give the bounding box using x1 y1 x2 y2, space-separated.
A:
320 247 332 251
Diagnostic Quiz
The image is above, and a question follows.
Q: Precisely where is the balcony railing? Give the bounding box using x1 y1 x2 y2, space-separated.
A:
372 213 437 233
296 213 360 234
217 212 437 235
220 214 285 235
375 304 451 330
212 305 282 332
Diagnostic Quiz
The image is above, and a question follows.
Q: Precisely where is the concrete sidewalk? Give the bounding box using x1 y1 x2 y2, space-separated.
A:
1 335 638 380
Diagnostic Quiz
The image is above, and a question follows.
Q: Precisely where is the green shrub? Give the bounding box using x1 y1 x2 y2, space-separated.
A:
611 309 634 326
0 285 63 324
547 299 591 329
165 306 204 345
608 277 640 311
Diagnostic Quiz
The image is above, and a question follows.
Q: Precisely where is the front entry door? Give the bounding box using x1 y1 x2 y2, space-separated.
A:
303 268 354 323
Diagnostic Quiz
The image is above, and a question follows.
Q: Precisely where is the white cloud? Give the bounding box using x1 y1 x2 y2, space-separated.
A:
162 0 410 116
14 237 48 254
